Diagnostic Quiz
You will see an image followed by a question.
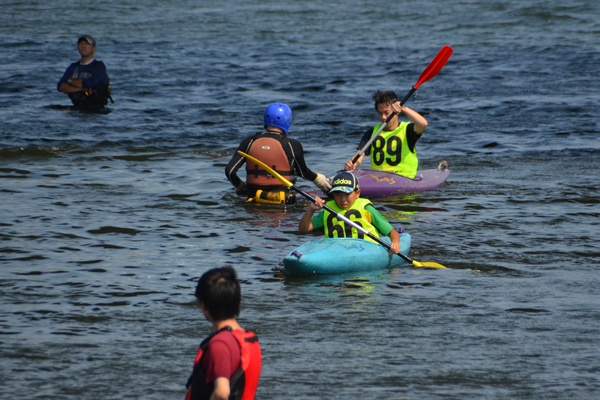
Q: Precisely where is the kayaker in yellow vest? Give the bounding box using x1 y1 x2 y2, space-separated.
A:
299 172 401 254
344 91 428 179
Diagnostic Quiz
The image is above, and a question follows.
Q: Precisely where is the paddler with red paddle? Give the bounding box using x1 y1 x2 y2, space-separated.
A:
344 45 453 179
344 91 428 179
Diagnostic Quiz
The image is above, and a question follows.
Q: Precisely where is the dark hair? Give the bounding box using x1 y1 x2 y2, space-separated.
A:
195 266 241 321
372 90 398 110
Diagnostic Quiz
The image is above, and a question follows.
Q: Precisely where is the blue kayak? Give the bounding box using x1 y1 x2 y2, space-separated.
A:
283 233 411 275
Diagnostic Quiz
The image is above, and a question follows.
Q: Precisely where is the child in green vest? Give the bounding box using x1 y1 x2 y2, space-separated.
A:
299 172 400 253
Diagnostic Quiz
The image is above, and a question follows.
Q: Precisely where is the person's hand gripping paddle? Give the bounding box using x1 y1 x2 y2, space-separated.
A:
350 45 453 166
239 151 446 269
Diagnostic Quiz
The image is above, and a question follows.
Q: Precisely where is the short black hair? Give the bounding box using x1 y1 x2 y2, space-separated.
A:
372 90 398 110
195 266 241 321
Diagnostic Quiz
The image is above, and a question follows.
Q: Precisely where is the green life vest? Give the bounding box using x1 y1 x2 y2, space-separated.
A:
369 121 418 179
323 198 379 243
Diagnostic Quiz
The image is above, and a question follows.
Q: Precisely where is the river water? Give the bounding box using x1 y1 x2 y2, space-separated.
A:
1 0 599 399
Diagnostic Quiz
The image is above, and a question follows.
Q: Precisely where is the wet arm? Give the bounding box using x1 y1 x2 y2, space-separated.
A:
394 103 428 134
58 81 85 93
299 197 324 233
288 140 318 181
367 205 400 254
225 138 253 187
387 227 400 254
57 64 84 93
345 151 366 171
344 129 371 170
210 377 230 400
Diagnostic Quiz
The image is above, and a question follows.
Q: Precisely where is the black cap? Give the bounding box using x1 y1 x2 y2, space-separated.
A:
78 35 96 46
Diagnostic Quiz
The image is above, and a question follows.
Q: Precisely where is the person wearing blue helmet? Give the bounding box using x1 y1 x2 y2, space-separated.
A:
225 103 331 204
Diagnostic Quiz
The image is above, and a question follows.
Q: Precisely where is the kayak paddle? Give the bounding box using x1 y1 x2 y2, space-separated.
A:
351 45 453 165
238 151 446 269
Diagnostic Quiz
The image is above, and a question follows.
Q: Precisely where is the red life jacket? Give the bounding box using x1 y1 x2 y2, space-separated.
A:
246 136 292 187
185 327 261 400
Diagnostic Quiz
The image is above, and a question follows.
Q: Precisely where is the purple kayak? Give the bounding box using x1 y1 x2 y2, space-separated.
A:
350 162 450 197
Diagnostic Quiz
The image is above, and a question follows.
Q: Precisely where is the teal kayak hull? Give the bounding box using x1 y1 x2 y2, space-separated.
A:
283 233 411 275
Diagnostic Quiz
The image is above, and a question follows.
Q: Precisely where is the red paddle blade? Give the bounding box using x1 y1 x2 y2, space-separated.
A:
414 45 453 89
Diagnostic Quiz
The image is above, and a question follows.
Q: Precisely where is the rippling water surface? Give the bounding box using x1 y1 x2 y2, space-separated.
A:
1 0 599 399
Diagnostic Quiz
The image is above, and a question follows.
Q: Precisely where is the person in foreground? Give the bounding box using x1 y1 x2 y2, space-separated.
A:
225 103 331 204
57 35 112 109
299 171 400 254
344 90 428 179
185 267 261 400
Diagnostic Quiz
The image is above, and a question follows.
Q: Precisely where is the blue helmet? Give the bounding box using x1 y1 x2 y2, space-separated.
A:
264 103 292 133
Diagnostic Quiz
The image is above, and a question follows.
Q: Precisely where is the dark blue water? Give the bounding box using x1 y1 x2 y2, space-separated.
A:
1 0 599 399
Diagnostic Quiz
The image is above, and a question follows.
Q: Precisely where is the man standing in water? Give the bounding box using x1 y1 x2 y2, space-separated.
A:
344 91 428 179
225 103 332 204
185 266 261 400
57 35 112 109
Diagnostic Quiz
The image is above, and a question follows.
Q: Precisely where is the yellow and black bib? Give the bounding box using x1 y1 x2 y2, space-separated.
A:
323 198 379 243
369 121 418 179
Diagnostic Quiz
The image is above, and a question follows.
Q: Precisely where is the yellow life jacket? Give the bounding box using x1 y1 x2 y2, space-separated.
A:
246 189 293 205
323 198 379 243
369 121 418 179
